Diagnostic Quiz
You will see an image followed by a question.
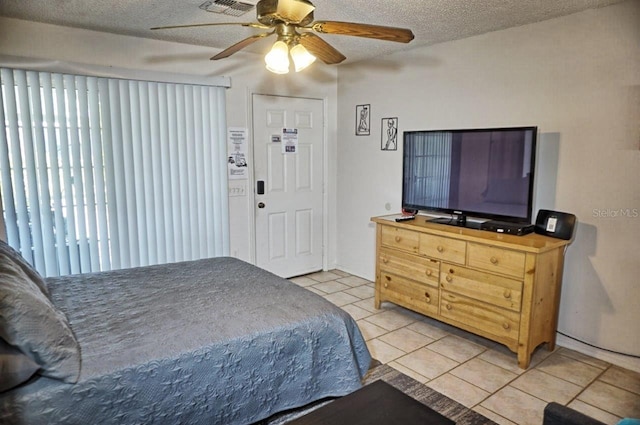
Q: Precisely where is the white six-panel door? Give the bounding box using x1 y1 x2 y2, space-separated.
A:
252 94 324 278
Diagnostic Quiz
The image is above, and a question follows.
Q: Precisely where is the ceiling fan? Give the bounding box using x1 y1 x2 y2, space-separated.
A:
151 0 415 74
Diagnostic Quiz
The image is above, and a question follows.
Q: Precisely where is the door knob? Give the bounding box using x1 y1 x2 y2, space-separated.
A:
258 202 265 208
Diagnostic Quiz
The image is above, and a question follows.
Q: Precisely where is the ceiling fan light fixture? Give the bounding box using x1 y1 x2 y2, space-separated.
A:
290 43 316 72
265 40 290 74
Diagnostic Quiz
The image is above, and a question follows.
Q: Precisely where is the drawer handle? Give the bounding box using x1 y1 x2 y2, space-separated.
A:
490 256 499 265
445 275 453 282
424 292 431 303
382 257 389 264
446 303 452 310
425 269 432 277
503 290 512 299
384 283 388 288
437 245 444 253
385 275 391 281
395 236 401 242
502 322 510 330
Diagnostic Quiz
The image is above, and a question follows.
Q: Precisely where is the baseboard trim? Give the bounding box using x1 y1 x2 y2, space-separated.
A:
557 334 640 373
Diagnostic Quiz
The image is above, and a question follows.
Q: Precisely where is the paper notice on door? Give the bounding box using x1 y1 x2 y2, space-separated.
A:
228 127 248 180
282 128 298 154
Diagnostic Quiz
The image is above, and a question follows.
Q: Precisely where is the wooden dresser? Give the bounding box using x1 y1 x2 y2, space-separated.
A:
372 215 571 368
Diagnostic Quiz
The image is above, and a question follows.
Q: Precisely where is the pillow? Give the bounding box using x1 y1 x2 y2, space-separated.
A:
0 239 49 297
0 338 40 392
0 259 81 383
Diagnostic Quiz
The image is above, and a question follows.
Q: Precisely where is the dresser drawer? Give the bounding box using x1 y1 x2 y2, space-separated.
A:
379 272 439 316
381 225 420 253
379 248 439 286
467 243 526 278
440 263 523 312
440 291 520 346
419 234 466 264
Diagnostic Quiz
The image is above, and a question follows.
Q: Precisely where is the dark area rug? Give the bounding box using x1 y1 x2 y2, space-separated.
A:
259 362 498 425
363 363 497 425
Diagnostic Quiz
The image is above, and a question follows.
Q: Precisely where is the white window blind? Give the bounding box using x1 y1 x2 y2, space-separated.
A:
0 67 229 277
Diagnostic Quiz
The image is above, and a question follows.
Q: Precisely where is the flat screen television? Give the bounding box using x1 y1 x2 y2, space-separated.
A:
402 126 537 227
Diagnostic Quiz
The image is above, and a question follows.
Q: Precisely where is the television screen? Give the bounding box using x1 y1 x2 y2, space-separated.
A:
402 126 537 224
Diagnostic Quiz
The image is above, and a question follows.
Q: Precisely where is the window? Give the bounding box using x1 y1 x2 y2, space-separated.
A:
0 68 229 277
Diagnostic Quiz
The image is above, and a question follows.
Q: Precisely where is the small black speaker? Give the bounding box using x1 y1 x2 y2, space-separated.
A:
534 209 576 240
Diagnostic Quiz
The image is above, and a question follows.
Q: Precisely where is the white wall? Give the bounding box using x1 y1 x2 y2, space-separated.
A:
336 1 640 369
0 17 340 270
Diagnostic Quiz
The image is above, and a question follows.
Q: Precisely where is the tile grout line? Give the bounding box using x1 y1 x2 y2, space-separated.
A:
564 363 628 420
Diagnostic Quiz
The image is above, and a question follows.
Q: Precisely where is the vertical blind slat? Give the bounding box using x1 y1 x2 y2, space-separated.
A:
77 76 101 272
26 71 57 276
130 81 149 266
41 73 67 276
159 84 175 263
64 74 90 272
9 71 34 263
106 80 125 269
120 80 140 267
21 71 45 270
202 88 214 257
0 70 20 246
168 84 183 262
216 90 229 255
176 85 190 260
98 78 118 270
185 86 199 258
55 73 80 274
194 87 206 257
138 82 157 265
148 83 166 264
88 77 111 271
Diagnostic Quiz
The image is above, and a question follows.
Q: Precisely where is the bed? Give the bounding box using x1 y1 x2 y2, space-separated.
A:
0 243 372 425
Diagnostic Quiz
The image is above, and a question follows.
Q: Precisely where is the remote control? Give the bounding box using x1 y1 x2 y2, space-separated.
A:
395 215 415 222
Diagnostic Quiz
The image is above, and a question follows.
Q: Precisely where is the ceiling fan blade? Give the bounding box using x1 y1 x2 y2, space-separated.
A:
151 22 269 31
211 32 273 60
298 33 346 65
310 21 414 43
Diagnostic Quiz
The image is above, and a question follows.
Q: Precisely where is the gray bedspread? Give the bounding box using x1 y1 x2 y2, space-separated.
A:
0 257 371 424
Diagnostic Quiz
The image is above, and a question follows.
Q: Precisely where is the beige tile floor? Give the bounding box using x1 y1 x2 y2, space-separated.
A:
289 270 640 425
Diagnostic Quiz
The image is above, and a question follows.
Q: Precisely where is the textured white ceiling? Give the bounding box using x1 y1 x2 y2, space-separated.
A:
0 0 625 64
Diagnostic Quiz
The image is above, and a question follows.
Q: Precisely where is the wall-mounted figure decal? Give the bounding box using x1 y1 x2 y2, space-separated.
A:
381 117 398 151
356 104 370 136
